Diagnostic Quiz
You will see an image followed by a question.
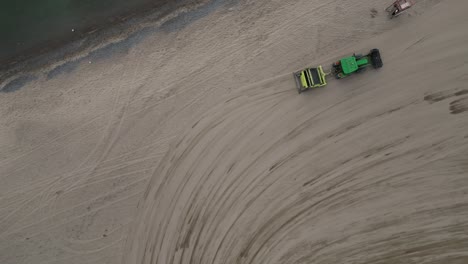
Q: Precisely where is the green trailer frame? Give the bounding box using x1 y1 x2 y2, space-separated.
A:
293 65 327 94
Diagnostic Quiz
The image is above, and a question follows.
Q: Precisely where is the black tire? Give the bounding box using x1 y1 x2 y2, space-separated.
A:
370 49 383 69
356 67 366 73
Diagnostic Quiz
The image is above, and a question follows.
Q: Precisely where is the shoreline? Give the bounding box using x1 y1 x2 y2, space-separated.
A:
0 0 214 87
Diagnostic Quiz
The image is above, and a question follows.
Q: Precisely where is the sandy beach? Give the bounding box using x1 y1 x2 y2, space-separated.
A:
1 0 467 263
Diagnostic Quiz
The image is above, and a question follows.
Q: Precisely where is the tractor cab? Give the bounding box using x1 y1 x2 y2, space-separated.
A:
340 56 369 75
386 0 414 18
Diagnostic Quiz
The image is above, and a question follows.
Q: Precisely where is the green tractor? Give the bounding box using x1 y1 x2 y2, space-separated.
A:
293 49 383 93
332 49 383 79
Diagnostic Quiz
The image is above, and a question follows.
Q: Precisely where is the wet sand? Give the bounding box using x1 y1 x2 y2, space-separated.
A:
0 0 208 72
1 0 467 263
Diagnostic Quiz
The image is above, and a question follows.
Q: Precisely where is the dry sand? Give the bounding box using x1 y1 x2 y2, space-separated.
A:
1 0 468 263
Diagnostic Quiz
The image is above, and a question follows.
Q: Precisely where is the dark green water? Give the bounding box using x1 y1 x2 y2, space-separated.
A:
0 0 172 63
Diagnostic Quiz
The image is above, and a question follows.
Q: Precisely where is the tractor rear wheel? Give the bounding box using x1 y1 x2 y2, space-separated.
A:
370 49 383 68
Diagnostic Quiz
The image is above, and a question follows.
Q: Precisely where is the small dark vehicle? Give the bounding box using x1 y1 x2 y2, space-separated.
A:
386 0 414 18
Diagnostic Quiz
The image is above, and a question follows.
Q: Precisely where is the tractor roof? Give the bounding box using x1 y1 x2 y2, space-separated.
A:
340 56 358 75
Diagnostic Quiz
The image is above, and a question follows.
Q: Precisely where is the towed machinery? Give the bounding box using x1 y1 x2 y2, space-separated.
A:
293 49 383 94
